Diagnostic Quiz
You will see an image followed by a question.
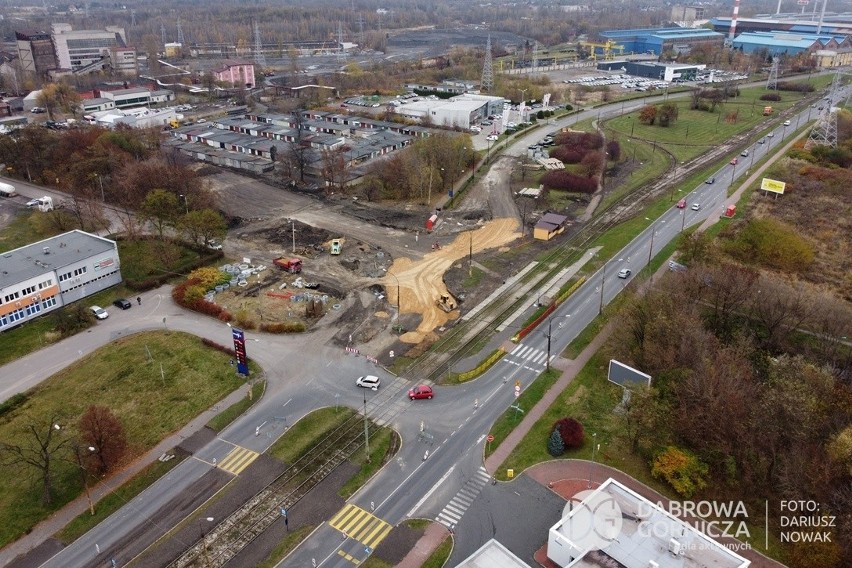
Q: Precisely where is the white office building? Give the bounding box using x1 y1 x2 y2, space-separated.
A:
51 23 130 73
0 230 122 332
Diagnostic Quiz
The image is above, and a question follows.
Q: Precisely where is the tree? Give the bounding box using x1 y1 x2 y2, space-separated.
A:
547 429 565 456
36 82 82 120
141 189 180 239
180 209 228 247
77 406 127 476
0 414 70 506
651 446 709 498
553 417 584 449
288 110 309 182
658 102 679 127
638 104 657 125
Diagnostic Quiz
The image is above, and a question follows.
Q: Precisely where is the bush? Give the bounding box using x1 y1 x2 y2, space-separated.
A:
776 81 815 93
259 322 307 333
549 146 585 164
540 170 597 193
760 93 782 101
651 446 709 498
553 417 584 449
724 217 814 272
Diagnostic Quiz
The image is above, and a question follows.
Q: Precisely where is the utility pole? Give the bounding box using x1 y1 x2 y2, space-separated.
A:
647 228 656 266
469 232 473 276
291 219 296 253
599 271 606 315
363 391 371 462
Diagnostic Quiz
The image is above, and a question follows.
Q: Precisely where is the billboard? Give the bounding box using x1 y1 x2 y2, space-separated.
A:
760 178 786 194
607 359 652 389
232 328 249 376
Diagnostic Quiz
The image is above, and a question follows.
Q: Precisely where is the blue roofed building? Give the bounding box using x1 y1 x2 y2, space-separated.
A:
599 27 725 56
731 31 851 59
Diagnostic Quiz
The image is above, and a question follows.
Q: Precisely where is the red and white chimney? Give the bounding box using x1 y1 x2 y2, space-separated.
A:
729 0 741 42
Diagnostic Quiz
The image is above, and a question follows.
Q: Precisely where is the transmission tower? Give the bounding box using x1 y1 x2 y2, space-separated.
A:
161 23 166 44
358 14 365 48
805 72 841 149
481 35 494 92
254 21 266 67
337 21 345 63
131 9 136 27
531 41 539 75
85 2 89 19
177 19 185 45
766 58 779 90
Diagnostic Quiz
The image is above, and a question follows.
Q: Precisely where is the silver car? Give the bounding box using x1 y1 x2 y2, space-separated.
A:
356 375 381 390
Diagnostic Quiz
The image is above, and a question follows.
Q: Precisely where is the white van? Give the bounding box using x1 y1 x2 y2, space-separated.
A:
0 181 17 198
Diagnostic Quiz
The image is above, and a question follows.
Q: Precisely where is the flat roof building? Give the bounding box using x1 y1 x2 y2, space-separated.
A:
212 60 255 89
15 30 58 76
0 230 122 333
548 478 750 568
731 31 850 57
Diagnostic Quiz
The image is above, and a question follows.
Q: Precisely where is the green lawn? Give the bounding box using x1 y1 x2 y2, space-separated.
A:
0 331 248 547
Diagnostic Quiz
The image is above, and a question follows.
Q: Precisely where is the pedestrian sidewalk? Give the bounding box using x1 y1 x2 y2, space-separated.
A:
0 383 252 567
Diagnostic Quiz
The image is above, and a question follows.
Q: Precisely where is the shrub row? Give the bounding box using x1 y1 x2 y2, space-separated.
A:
540 170 597 193
759 93 782 102
259 322 307 333
775 81 815 93
172 279 233 322
456 348 505 383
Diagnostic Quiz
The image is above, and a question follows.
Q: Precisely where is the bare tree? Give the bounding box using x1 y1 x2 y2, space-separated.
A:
0 414 69 506
288 110 310 182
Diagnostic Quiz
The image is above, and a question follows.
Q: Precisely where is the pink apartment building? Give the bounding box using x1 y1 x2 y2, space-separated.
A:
213 59 255 88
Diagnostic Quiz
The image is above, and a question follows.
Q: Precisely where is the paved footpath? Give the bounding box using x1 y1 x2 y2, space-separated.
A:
394 130 810 568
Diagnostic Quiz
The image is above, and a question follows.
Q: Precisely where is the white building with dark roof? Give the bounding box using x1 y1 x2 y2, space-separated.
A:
0 230 122 332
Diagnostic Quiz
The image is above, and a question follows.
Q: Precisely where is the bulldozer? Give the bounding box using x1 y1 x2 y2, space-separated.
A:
436 294 457 313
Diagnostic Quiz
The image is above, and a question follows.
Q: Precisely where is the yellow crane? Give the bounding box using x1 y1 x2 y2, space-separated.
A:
579 40 625 61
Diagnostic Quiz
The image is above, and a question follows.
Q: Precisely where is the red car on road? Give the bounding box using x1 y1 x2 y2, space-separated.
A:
730 158 738 165
408 385 433 400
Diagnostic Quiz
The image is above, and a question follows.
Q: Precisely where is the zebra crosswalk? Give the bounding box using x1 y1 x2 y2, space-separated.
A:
505 343 553 370
217 446 259 475
329 504 393 549
436 467 492 529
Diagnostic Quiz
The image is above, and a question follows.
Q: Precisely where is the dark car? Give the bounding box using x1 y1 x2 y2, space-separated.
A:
408 385 433 400
113 298 132 310
704 177 715 184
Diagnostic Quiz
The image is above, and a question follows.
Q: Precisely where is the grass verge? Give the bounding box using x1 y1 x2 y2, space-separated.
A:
422 536 453 568
207 380 267 432
340 428 397 499
56 455 185 543
268 407 356 464
256 525 315 568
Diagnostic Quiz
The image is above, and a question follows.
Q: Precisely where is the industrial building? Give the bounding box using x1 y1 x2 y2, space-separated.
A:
50 23 136 76
393 93 505 129
0 230 122 333
731 31 852 59
14 30 58 76
710 14 852 36
599 27 725 56
15 24 137 78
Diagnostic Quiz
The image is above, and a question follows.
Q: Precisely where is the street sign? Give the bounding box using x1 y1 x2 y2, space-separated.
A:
232 328 249 376
487 434 494 442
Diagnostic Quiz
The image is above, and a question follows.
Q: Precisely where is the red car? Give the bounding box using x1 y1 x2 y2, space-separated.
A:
408 385 433 400
676 199 686 209
730 158 738 166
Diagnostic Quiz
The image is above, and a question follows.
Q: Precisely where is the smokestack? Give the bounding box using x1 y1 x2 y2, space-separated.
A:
729 0 741 42
817 0 828 34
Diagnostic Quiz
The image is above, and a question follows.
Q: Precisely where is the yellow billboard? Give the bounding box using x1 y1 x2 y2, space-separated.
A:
760 178 786 194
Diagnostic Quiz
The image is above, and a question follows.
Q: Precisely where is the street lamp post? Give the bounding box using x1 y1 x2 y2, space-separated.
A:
363 390 371 462
385 270 401 334
647 227 656 266
545 318 553 371
72 443 97 516
588 432 598 488
599 270 606 315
